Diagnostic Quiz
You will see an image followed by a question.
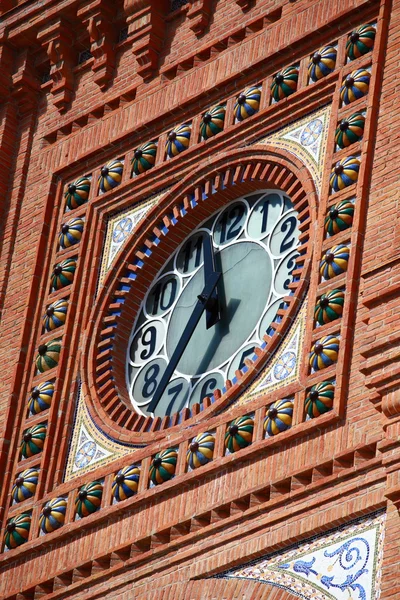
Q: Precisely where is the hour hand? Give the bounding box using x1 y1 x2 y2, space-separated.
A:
202 233 220 329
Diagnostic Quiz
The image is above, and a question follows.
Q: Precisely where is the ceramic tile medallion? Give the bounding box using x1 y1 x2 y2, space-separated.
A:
65 392 137 481
259 106 330 194
99 190 168 285
233 299 307 406
219 512 385 600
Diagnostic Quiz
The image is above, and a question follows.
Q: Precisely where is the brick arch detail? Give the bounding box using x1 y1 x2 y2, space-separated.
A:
81 145 318 444
108 578 301 600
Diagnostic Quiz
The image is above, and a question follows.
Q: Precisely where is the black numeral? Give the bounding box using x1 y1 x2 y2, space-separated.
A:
164 382 186 415
279 216 297 254
142 364 160 398
151 277 177 314
199 377 218 401
182 236 203 273
238 347 255 371
219 205 245 244
140 326 157 360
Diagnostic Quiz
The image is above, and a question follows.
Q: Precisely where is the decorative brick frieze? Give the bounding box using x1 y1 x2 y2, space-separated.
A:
78 0 117 90
124 0 169 81
187 0 213 37
37 18 76 113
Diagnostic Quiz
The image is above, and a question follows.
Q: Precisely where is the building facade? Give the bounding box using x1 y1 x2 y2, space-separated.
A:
0 0 399 598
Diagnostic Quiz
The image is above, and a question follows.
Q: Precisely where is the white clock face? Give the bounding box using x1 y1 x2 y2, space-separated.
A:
126 190 300 417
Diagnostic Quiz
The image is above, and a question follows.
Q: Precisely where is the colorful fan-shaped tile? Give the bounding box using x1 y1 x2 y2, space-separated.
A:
264 399 293 436
75 481 103 518
165 124 192 158
4 513 31 549
324 200 354 236
234 86 261 121
330 156 360 192
186 432 215 469
314 289 345 325
308 46 337 82
20 423 47 459
12 468 39 503
149 448 177 485
319 244 350 280
112 465 140 502
271 66 299 102
58 218 84 250
43 299 68 332
51 258 77 291
200 105 226 139
28 381 54 415
35 340 61 373
165 124 191 158
335 112 365 148
305 381 335 418
64 176 91 210
131 141 157 176
309 335 340 371
39 497 67 533
340 69 370 105
346 24 376 61
224 415 254 453
98 159 123 193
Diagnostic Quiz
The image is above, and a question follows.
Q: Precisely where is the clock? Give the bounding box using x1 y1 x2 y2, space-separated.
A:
126 189 300 418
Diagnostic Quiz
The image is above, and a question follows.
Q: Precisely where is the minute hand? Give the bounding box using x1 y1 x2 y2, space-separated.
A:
203 233 221 329
147 270 222 414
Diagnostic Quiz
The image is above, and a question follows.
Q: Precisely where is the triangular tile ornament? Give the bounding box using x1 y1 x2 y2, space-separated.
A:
221 512 385 600
65 391 140 481
235 300 307 406
99 189 169 286
258 106 331 194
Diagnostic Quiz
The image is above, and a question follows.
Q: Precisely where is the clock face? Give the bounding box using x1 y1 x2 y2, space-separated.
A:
126 190 300 417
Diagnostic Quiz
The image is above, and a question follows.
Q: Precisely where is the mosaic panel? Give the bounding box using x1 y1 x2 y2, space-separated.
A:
220 512 385 600
233 299 307 406
260 105 331 194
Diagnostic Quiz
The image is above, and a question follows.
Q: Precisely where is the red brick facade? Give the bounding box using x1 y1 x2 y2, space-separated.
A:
0 0 399 598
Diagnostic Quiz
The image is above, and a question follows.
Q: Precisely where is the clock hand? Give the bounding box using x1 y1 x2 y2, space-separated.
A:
147 270 222 414
202 233 221 329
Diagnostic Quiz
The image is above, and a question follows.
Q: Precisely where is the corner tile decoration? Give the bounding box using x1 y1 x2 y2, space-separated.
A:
335 112 365 149
259 106 330 194
43 298 68 331
308 46 337 82
314 289 344 325
324 200 354 236
20 423 47 458
28 381 54 415
99 191 165 285
346 24 376 61
165 123 191 158
309 335 339 371
51 258 77 291
39 497 67 533
12 468 39 503
4 513 31 550
149 448 178 485
75 481 103 518
305 381 335 418
340 69 370 105
98 158 124 193
186 432 215 469
35 340 61 373
200 105 226 139
58 217 84 250
271 66 299 102
330 156 360 192
64 393 136 481
234 86 261 121
224 415 254 452
220 511 385 600
320 244 350 280
112 465 140 501
264 399 293 436
131 141 157 176
64 176 91 210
